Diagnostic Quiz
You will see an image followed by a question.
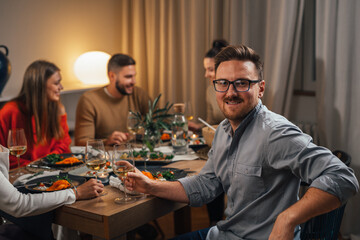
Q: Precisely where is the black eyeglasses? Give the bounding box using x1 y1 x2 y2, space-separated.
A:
213 79 262 92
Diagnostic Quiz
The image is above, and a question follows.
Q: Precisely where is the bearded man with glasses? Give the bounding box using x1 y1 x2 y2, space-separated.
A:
125 45 359 240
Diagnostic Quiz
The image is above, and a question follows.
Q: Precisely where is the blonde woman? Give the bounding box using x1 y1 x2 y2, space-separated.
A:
0 60 71 169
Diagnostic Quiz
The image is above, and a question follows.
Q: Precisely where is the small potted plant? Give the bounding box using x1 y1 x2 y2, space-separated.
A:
131 94 173 152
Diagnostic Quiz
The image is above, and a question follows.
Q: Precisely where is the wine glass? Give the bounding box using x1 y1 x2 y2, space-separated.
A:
185 101 194 121
112 143 136 204
127 111 143 144
85 139 108 196
127 111 148 170
7 128 27 176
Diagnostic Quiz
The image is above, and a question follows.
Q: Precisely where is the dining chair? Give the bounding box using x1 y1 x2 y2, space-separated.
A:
332 150 351 167
300 204 346 240
300 150 351 240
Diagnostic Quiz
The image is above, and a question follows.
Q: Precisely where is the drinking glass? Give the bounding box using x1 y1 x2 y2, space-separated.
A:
7 128 27 176
112 143 136 204
127 111 149 170
85 139 108 196
127 111 143 144
185 101 194 121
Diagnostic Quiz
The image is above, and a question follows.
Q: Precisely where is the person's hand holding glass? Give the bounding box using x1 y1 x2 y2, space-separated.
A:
7 128 27 176
112 143 136 204
85 139 108 196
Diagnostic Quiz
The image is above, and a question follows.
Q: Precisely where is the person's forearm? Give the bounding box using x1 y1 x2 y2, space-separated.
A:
279 187 341 227
148 180 189 203
269 187 341 239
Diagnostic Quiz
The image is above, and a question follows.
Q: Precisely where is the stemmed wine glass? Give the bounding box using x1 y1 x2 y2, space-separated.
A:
7 128 27 176
112 143 136 204
127 111 143 144
127 111 148 170
85 139 108 196
185 101 194 121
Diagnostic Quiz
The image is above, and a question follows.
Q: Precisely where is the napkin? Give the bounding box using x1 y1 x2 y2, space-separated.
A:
153 146 199 161
109 176 141 195
172 154 199 161
70 146 86 154
13 170 61 187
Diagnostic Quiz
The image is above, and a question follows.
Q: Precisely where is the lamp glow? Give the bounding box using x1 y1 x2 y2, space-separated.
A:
74 51 111 85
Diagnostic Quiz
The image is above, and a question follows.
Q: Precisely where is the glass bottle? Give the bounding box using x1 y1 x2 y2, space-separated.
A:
172 103 188 154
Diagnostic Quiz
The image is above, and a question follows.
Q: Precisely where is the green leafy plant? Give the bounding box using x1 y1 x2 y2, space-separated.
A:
131 94 173 151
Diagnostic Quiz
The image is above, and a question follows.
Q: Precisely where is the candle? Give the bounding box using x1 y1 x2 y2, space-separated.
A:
190 133 199 140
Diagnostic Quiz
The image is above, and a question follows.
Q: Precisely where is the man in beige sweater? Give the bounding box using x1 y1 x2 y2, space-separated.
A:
75 54 150 146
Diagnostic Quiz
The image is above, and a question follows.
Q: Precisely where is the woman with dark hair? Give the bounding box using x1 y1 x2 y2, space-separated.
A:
189 40 229 132
0 60 72 169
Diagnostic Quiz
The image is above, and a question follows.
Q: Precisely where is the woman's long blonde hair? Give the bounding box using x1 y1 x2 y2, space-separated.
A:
15 60 64 145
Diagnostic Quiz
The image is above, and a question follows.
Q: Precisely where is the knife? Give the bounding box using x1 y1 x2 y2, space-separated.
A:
27 164 52 170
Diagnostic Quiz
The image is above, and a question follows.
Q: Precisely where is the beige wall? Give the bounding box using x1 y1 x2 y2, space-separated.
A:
0 0 125 99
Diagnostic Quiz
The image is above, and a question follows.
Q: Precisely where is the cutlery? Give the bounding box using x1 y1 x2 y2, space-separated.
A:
27 164 52 170
16 182 52 189
24 171 44 180
198 117 216 131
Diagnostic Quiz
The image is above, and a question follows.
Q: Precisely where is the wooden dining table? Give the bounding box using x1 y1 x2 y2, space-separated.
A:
11 159 207 240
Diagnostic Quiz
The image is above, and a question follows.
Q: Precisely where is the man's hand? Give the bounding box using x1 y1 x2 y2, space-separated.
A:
106 131 130 145
125 166 154 194
126 167 190 203
75 178 104 200
269 187 341 239
269 211 296 240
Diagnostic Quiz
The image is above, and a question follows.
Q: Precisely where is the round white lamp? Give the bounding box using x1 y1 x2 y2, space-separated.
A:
74 51 111 85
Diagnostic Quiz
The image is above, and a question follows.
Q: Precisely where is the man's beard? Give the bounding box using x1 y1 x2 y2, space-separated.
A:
220 96 247 121
116 81 130 95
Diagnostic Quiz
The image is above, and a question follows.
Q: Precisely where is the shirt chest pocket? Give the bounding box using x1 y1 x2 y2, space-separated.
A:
233 163 264 199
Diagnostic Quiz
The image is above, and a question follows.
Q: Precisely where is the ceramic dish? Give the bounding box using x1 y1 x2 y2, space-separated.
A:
42 153 84 167
68 165 112 178
135 166 189 181
24 174 86 193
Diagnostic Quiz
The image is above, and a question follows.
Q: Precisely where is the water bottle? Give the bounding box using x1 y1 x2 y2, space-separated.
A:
172 103 188 154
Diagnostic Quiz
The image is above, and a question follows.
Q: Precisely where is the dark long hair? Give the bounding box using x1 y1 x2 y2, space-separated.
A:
15 60 63 145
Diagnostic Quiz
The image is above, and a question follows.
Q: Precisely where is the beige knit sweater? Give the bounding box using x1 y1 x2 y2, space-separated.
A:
75 86 150 146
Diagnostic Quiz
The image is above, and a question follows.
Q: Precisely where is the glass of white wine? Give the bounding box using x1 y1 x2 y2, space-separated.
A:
127 111 149 170
112 143 136 204
85 139 108 196
127 111 143 144
185 101 194 121
7 128 27 176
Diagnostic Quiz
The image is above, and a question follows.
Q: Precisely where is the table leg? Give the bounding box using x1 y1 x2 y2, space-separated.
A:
173 206 191 235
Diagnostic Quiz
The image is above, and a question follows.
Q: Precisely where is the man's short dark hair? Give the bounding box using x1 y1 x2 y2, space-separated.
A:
107 54 136 73
215 45 264 80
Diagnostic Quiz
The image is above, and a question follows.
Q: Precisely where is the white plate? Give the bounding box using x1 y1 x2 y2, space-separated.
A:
68 165 112 178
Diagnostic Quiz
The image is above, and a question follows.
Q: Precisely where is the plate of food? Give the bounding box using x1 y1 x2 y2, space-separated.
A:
160 132 171 142
137 166 188 181
42 153 84 167
68 162 113 178
188 138 208 152
24 174 86 193
118 149 174 165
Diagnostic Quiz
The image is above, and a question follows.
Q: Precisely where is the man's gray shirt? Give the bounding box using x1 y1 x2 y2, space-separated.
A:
179 101 358 239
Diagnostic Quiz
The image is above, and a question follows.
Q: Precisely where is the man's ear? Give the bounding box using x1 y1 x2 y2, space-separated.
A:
258 80 265 98
108 71 115 82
